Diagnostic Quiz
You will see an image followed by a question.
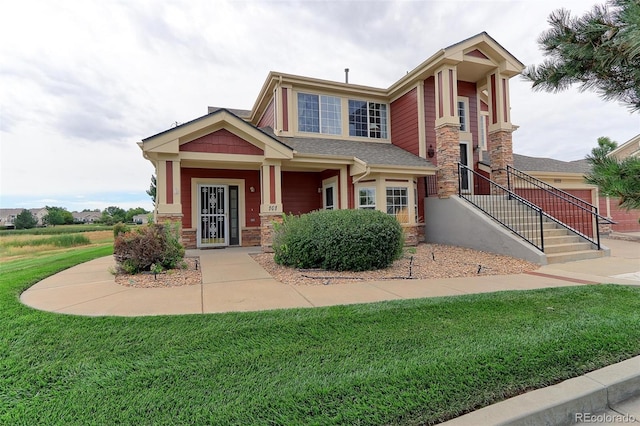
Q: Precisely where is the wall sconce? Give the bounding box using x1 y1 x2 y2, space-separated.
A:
427 145 435 158
317 188 322 193
249 186 255 193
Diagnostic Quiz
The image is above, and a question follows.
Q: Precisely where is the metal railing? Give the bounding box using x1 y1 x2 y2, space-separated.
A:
505 165 613 249
458 164 546 251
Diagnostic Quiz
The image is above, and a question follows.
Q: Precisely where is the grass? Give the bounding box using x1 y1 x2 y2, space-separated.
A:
0 228 113 262
1 241 639 424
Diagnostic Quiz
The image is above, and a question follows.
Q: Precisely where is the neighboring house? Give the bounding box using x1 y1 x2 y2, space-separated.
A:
609 134 640 160
72 211 102 224
511 153 640 234
140 32 522 251
132 214 149 225
0 208 48 228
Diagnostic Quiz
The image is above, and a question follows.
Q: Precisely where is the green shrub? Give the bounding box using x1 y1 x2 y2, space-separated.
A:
273 209 404 271
113 223 185 274
113 222 130 238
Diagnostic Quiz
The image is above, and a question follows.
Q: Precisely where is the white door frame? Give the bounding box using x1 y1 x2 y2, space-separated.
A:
459 140 472 194
197 184 229 248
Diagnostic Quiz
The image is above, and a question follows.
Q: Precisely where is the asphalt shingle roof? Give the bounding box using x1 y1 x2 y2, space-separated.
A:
513 154 592 174
260 128 436 169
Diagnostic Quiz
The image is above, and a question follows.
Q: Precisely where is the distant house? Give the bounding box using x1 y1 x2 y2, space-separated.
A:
0 208 48 228
609 134 640 160
132 214 149 224
72 211 102 224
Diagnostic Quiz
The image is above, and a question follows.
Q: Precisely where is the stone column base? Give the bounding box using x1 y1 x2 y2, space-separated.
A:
260 214 284 253
402 224 421 246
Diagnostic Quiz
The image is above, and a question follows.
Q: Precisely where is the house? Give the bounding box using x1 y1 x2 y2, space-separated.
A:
72 211 102 224
140 32 523 252
0 208 48 228
132 214 149 225
609 134 640 160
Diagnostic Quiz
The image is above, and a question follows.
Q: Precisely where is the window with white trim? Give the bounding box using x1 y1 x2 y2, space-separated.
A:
386 187 408 220
348 100 388 138
297 93 342 135
458 97 469 132
358 187 376 209
479 113 488 150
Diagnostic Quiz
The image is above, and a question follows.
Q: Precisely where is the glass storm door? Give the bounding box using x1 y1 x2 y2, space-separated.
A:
198 185 228 247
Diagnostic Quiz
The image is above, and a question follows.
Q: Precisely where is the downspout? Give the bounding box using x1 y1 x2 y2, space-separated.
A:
352 157 371 184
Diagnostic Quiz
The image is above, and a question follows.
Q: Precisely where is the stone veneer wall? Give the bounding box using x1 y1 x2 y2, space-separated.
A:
182 229 197 249
242 227 261 247
402 224 421 246
489 129 514 189
260 214 283 252
435 124 460 198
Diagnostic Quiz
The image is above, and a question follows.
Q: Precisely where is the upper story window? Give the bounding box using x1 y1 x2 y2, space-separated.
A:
297 93 342 135
348 100 388 139
458 97 469 132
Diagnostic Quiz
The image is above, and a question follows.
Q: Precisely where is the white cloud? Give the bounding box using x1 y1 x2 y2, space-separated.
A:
1 0 638 210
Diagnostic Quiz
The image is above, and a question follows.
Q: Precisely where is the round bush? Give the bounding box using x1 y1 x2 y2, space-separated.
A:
273 209 404 271
113 223 185 273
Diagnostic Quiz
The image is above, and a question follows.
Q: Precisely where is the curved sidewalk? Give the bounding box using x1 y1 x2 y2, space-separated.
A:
20 238 640 317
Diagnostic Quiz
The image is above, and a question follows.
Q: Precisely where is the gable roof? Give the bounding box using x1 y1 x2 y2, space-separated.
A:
141 108 293 158
513 154 592 174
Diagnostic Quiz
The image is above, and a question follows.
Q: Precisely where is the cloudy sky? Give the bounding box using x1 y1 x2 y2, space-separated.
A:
1 0 638 212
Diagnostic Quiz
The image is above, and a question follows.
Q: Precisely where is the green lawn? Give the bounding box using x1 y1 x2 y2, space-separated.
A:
1 246 639 425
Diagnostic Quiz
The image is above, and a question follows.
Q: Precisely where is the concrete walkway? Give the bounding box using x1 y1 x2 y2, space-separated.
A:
20 238 640 317
18 237 640 425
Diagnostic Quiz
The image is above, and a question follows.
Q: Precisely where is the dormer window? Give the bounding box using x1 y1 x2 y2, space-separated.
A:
297 93 342 135
348 100 387 138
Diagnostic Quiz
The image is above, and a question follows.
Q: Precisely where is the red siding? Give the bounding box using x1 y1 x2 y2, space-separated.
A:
180 168 261 229
282 88 289 131
474 168 491 195
437 72 443 119
458 80 478 164
466 49 489 60
166 161 173 204
490 74 497 124
600 197 640 232
180 129 264 155
390 87 419 155
257 97 275 129
423 77 437 165
269 166 276 204
514 189 596 237
281 172 322 215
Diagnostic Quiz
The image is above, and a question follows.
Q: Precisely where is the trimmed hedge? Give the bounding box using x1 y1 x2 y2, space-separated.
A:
273 209 404 271
113 223 184 274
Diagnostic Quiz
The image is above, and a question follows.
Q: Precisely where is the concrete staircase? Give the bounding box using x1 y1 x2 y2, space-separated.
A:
465 195 607 264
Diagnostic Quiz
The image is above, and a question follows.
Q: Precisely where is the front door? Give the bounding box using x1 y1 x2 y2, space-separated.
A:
198 185 228 247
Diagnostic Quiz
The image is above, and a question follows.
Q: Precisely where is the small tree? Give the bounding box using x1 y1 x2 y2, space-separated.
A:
585 136 640 210
101 206 127 225
14 209 38 229
147 175 157 204
43 206 74 226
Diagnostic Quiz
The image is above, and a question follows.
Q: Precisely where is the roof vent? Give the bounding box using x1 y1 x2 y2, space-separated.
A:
345 68 349 84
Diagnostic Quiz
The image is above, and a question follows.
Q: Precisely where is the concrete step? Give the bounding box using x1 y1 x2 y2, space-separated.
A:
521 228 571 238
543 242 593 254
539 235 581 245
545 249 606 264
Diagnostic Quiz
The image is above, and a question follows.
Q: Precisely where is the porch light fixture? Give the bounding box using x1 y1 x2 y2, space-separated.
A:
427 145 435 158
249 186 255 192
